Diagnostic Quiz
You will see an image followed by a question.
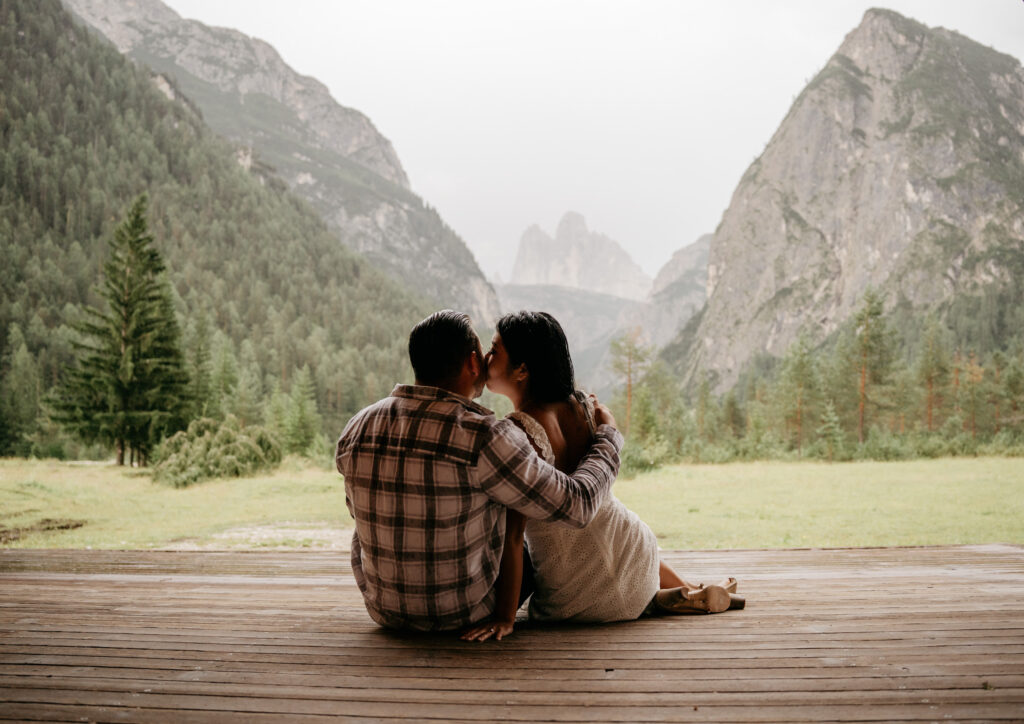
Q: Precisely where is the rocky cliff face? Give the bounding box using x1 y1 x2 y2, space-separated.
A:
510 212 652 301
63 0 407 186
668 8 1024 390
64 0 501 324
640 234 711 347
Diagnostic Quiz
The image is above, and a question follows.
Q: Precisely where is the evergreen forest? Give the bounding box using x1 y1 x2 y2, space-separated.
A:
610 289 1024 475
0 0 428 461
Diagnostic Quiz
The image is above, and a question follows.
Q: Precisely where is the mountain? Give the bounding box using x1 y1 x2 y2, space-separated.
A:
631 233 711 349
510 212 652 301
0 0 428 449
498 232 709 397
62 0 500 324
666 8 1024 390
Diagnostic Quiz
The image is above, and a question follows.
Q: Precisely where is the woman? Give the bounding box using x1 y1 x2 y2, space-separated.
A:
462 311 742 642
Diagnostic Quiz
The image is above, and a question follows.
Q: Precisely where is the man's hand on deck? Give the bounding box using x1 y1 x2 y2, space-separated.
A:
460 619 514 642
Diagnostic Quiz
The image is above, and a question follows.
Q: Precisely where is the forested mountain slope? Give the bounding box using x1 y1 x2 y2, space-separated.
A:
666 9 1024 390
0 0 428 451
62 0 501 324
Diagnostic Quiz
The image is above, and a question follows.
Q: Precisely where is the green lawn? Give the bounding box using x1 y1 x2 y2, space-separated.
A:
616 457 1024 549
1 456 1021 549
0 457 346 549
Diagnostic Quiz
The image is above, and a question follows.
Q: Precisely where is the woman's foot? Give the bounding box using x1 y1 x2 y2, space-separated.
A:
654 584 731 614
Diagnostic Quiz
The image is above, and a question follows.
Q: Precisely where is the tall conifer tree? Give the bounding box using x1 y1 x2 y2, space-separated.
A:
852 289 894 443
54 195 188 465
916 317 950 432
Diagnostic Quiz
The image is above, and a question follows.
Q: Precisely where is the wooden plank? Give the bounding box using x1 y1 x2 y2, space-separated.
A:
2 687 1024 722
3 665 1023 693
1 545 1022 722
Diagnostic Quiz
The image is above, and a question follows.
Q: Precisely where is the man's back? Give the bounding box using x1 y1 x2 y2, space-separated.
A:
337 384 623 632
337 385 502 631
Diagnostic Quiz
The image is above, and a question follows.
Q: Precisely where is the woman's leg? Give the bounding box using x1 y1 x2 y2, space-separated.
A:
659 559 738 592
658 559 701 590
652 558 742 614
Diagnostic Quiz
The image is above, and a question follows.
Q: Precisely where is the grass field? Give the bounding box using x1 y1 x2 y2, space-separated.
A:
1 456 1021 550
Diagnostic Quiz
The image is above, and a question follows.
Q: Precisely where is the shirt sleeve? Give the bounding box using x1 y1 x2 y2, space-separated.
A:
476 418 624 528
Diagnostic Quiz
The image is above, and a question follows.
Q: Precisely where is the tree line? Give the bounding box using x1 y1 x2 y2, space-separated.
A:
610 289 1024 475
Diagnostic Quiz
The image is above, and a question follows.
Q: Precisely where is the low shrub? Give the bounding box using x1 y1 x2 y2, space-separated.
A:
152 415 282 487
855 426 914 461
621 435 676 477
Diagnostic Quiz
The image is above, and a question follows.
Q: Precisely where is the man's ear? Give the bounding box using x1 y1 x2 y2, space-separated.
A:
467 349 482 377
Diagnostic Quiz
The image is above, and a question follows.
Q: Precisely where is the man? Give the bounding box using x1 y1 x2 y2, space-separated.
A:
336 310 623 632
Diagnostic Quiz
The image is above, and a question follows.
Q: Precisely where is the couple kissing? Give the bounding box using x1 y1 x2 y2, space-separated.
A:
336 309 743 639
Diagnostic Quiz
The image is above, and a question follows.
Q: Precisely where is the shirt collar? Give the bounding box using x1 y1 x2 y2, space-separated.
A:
391 384 494 416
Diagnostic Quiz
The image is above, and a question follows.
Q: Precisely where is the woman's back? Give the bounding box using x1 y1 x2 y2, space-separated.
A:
524 394 593 473
512 392 660 623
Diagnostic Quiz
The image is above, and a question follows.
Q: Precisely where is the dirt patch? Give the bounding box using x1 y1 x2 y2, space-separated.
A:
0 518 86 544
165 523 354 551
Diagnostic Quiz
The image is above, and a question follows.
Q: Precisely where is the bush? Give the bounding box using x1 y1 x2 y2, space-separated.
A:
621 435 676 477
978 430 1024 457
855 426 914 461
152 415 282 487
908 433 948 459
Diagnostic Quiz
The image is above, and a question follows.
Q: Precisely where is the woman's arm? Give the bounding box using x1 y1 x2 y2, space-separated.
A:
460 510 527 642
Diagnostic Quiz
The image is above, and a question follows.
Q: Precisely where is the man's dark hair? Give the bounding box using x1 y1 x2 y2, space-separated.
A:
408 310 479 387
496 311 576 404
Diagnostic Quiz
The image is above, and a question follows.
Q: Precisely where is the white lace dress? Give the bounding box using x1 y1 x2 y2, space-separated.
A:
508 394 661 623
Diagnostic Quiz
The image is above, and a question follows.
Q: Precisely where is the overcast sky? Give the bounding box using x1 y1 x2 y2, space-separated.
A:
161 0 1024 281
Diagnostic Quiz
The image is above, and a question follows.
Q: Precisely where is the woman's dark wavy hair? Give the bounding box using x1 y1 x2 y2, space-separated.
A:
496 311 576 404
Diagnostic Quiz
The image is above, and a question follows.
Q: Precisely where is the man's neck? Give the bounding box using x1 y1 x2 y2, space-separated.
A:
415 379 474 400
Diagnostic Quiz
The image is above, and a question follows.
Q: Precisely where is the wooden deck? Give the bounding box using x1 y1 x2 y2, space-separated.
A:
2 545 1022 722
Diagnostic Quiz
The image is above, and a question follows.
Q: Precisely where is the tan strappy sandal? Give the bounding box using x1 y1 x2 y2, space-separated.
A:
654 584 732 614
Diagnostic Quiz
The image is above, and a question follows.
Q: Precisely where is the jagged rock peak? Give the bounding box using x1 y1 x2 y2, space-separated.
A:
672 8 1024 391
62 0 409 188
650 234 711 299
510 212 652 301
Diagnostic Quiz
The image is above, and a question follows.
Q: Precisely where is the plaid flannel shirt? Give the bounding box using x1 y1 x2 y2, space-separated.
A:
336 384 623 631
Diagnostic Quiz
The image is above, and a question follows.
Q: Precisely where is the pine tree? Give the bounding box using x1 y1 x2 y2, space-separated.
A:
609 328 652 436
962 351 986 438
0 324 42 456
262 381 290 443
916 317 950 432
696 373 712 442
778 333 819 455
1003 355 1024 431
853 289 894 444
53 195 188 465
721 390 744 440
229 342 264 428
286 364 322 454
817 399 845 462
186 313 214 419
990 351 1007 434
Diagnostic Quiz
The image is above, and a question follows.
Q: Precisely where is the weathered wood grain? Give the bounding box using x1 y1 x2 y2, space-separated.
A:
1 545 1021 722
